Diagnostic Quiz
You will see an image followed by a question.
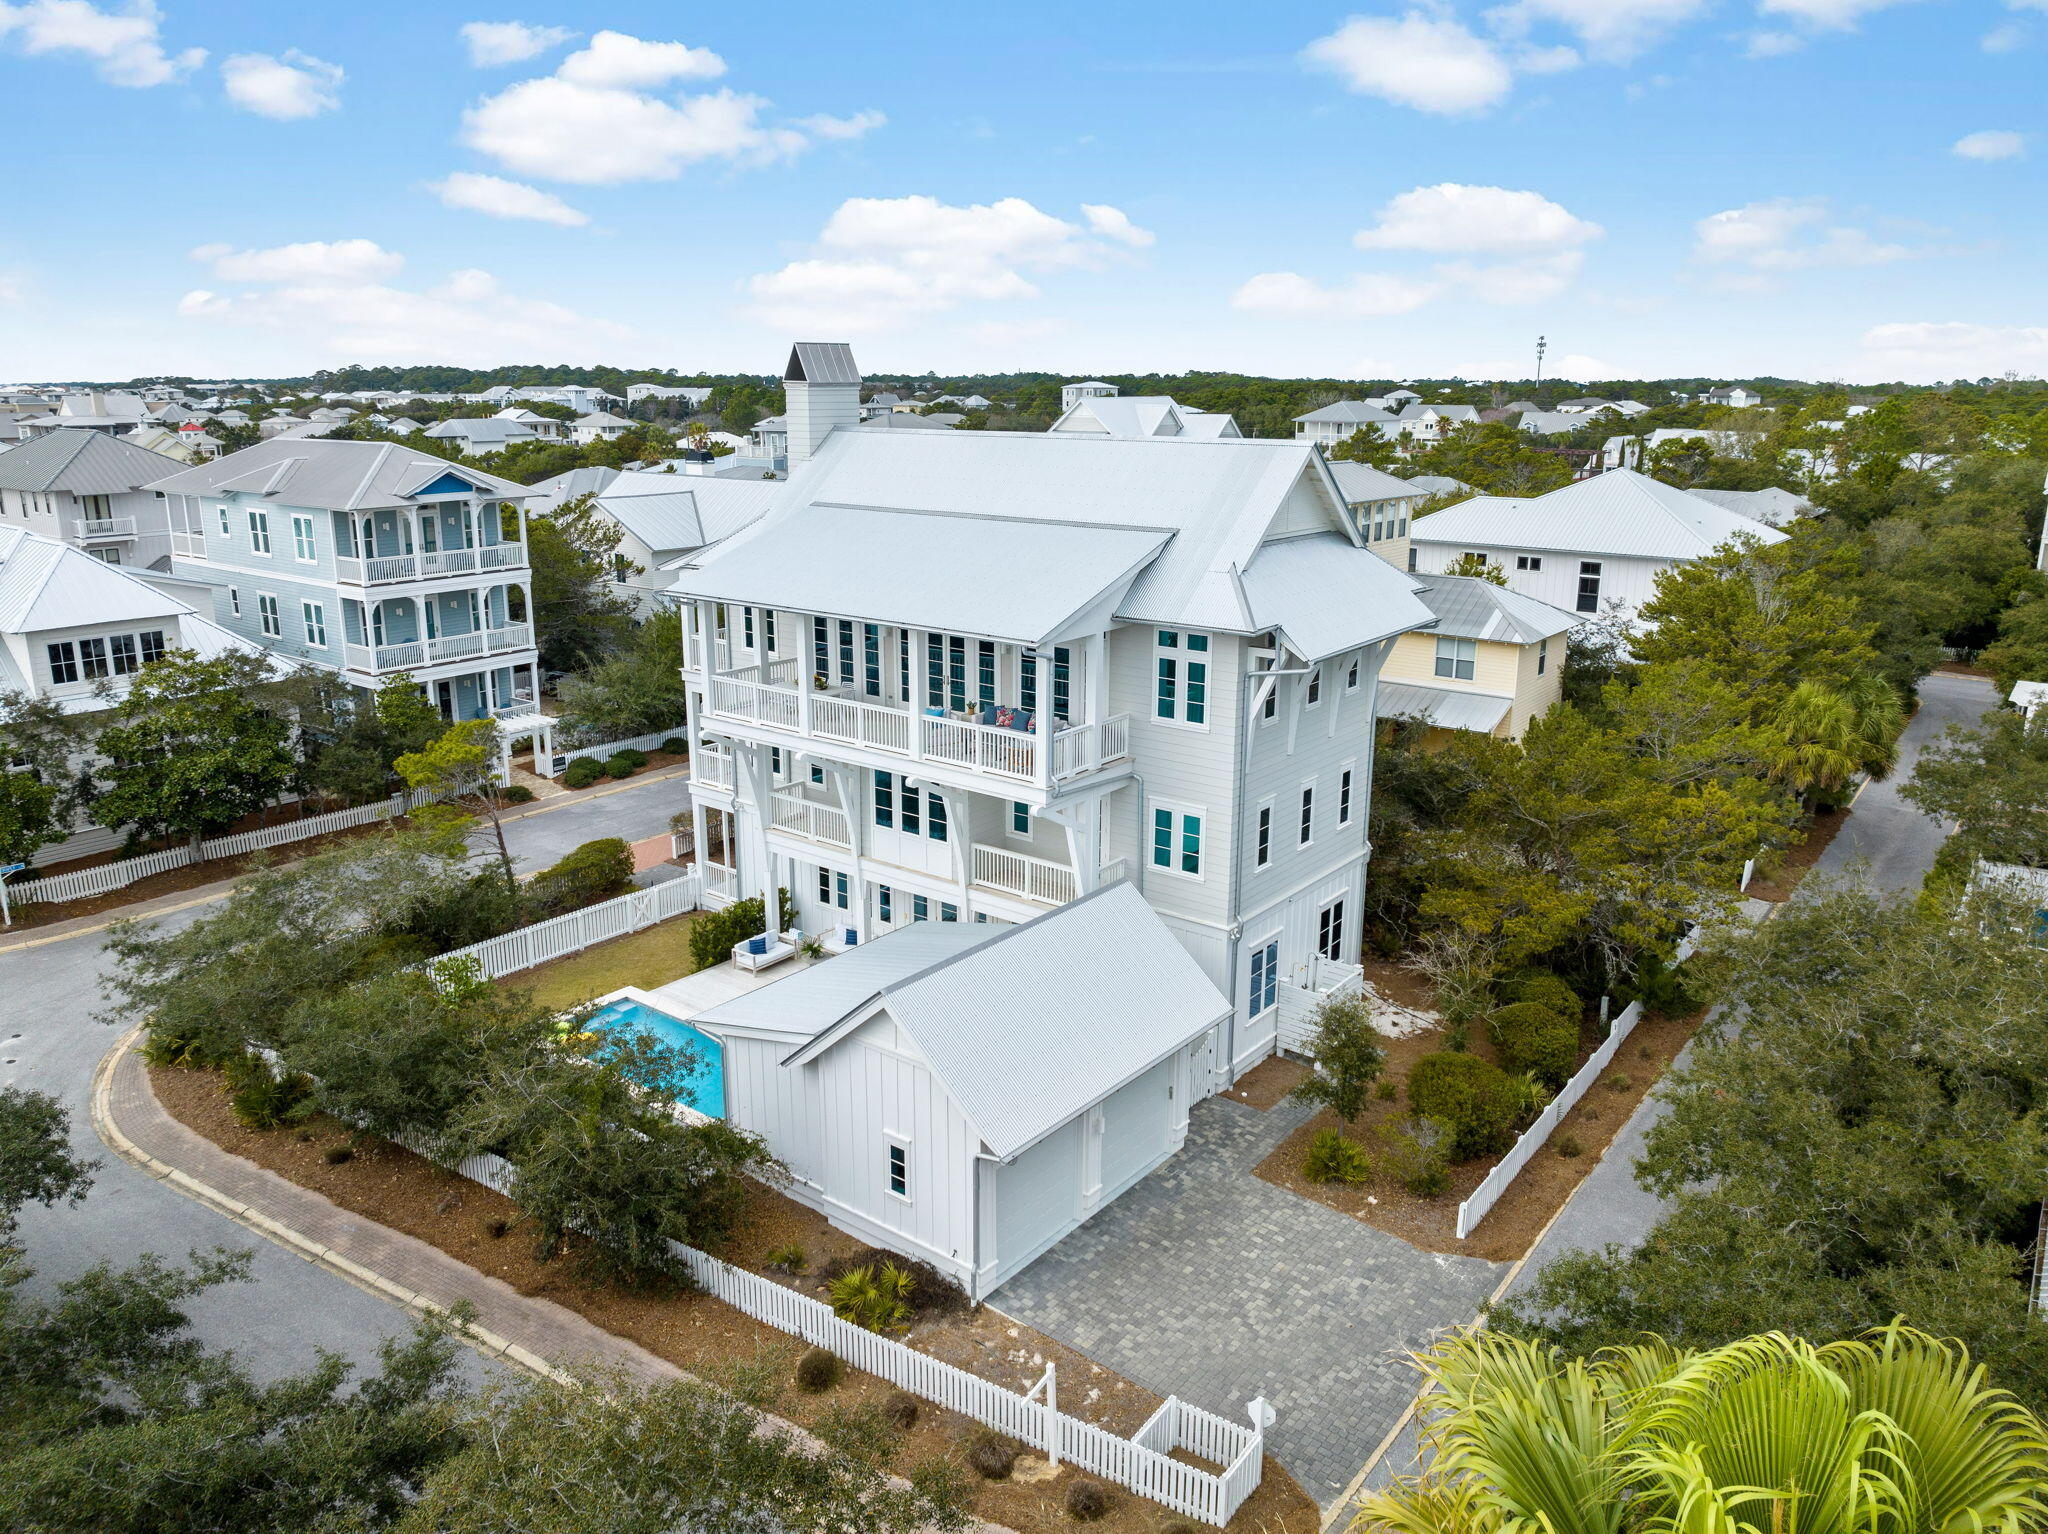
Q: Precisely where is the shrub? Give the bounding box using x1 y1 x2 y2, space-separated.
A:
1377 1114 1451 1196
323 1145 353 1166
614 747 650 769
142 1017 234 1070
225 1054 311 1130
527 837 634 917
815 1402 897 1465
498 783 535 804
1605 1072 1634 1093
688 890 796 973
1488 1001 1578 1088
1555 1134 1584 1158
603 752 639 780
1288 994 1385 1122
1407 1052 1526 1160
816 1246 969 1319
1064 1478 1115 1522
562 757 603 790
1376 1077 1400 1102
1302 1127 1372 1185
965 1433 1018 1480
828 1262 916 1333
764 1243 807 1274
1505 970 1582 1021
660 736 687 755
794 1346 842 1393
882 1391 919 1431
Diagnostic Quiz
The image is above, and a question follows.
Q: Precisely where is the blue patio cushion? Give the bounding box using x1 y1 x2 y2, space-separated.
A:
843 927 859 946
746 935 768 956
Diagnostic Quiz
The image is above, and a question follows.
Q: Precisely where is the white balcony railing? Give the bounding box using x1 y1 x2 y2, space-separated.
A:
771 791 852 849
486 622 533 654
343 640 426 672
420 548 479 576
971 844 1079 906
73 516 137 540
1051 715 1132 778
332 545 528 587
489 694 539 720
692 752 736 792
1099 857 1132 887
429 631 486 662
702 864 738 901
480 543 527 570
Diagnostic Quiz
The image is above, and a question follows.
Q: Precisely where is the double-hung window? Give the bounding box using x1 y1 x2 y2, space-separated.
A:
836 619 855 684
302 602 326 647
291 514 316 562
1019 650 1038 712
1577 561 1602 614
1299 784 1315 846
1011 801 1030 835
1517 555 1542 571
138 629 166 665
1051 646 1071 719
1338 768 1354 827
813 616 830 679
1306 666 1322 707
1346 656 1360 691
1249 940 1279 1016
1154 630 1208 725
834 871 849 909
939 901 958 922
947 635 967 711
912 893 930 922
1435 636 1477 681
926 792 948 842
926 633 945 708
741 606 755 649
78 637 109 680
877 885 893 923
762 608 777 654
818 866 832 905
109 634 139 675
887 1140 910 1200
976 640 996 707
1255 804 1271 868
45 641 77 685
1318 900 1346 961
1151 805 1202 876
1537 637 1550 675
873 770 894 828
247 508 271 555
258 594 281 638
863 624 882 697
228 587 241 618
218 504 231 536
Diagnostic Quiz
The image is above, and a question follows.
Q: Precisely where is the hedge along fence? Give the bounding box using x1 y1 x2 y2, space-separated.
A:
548 726 687 777
420 1138 1266 1526
1454 931 1701 1241
429 873 702 984
9 790 434 907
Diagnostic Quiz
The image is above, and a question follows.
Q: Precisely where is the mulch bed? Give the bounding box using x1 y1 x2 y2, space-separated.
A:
528 747 690 789
1223 1055 1312 1111
151 1063 1315 1534
1746 806 1850 902
1254 1000 1707 1264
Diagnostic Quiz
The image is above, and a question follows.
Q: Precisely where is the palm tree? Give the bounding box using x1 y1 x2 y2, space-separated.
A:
1353 1324 2048 1534
1769 678 1904 805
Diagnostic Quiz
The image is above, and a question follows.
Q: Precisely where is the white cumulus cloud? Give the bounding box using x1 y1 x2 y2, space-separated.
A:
1231 270 1440 318
459 31 873 184
1080 204 1157 248
428 171 589 226
745 195 1147 333
1756 0 1921 25
1485 0 1711 61
176 240 629 364
1693 197 1916 283
0 0 202 86
221 49 343 119
1953 129 2025 160
459 20 575 67
1301 12 1514 114
1353 183 1603 253
1860 321 2048 381
193 238 403 283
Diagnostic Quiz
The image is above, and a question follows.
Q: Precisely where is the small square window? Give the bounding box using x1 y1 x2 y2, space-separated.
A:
887 1142 909 1199
1516 555 1542 571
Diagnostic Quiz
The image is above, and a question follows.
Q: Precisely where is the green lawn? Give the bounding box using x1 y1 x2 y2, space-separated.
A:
500 913 701 1012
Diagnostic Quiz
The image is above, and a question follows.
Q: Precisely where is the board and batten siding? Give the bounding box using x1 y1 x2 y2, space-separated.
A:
1408 539 1671 620
717 1033 822 1187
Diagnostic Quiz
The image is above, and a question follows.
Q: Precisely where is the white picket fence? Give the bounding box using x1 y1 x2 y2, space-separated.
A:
427 1139 1264 1526
430 874 702 982
549 726 687 776
9 791 430 907
1454 931 1700 1240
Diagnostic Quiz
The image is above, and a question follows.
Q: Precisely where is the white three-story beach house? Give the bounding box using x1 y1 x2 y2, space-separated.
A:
670 345 1437 1090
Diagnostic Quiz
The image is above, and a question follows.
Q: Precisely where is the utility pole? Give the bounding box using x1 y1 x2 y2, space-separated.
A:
1535 335 1547 389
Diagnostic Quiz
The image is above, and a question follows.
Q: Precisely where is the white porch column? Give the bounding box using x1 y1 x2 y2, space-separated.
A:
734 742 777 933
1084 631 1107 725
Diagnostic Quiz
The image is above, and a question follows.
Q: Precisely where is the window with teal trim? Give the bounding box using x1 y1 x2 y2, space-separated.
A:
1180 813 1202 873
977 640 996 705
873 770 893 828
1011 801 1029 834
863 623 881 697
901 784 921 835
813 616 829 678
836 619 855 683
927 792 948 842
939 902 958 922
1250 940 1278 1015
912 893 929 921
947 635 967 710
927 633 944 708
1020 650 1037 711
1153 807 1173 867
1052 646 1071 718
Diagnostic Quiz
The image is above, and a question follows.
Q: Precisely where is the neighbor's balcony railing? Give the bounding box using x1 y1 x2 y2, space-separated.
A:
971 843 1078 906
73 516 137 541
333 544 529 586
770 790 852 849
705 674 1130 786
343 624 532 674
692 750 735 792
701 864 738 901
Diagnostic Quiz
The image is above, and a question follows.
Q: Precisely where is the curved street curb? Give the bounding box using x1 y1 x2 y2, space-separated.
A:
88 1022 574 1386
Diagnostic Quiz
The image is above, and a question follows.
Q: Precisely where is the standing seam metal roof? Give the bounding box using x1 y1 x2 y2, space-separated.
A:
0 428 184 493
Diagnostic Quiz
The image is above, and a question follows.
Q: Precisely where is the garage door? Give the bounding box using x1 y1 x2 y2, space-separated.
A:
991 1120 1081 1288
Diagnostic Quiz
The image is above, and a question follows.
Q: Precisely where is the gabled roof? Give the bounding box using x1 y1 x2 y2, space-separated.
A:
0 524 213 635
594 470 780 555
574 410 631 427
1239 534 1437 661
669 427 1406 642
1515 411 1585 435
423 417 537 444
144 439 528 511
1414 573 1577 644
1410 468 1787 562
1295 401 1393 425
785 342 860 385
1049 396 1240 440
1325 460 1420 505
0 428 183 493
1684 486 1810 529
719 884 1227 1161
1376 680 1513 733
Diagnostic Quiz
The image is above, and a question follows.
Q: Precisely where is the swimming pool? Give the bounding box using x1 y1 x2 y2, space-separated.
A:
585 996 726 1120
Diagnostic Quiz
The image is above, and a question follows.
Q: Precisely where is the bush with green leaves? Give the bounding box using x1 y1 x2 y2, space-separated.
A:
1288 993 1385 1122
661 736 687 755
687 890 795 973
1302 1127 1371 1185
828 1262 916 1333
562 757 603 790
1487 1001 1578 1088
1503 969 1581 1021
1376 1113 1451 1196
1407 1051 1527 1160
795 1346 842 1393
225 1054 312 1130
499 782 534 804
604 752 639 780
526 837 634 918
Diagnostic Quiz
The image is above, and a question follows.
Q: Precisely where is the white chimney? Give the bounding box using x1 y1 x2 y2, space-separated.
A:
783 342 860 463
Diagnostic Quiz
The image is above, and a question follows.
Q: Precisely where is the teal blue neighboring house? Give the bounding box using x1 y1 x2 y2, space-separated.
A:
147 439 548 737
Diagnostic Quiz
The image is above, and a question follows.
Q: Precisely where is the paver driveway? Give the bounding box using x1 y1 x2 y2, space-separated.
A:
993 1093 1503 1506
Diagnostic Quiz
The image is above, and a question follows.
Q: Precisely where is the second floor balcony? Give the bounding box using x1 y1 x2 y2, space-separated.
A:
342 622 533 674
333 542 528 585
73 516 138 542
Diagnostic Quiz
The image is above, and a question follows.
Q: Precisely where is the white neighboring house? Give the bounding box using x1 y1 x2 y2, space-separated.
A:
1389 403 1479 446
0 524 268 866
644 882 1229 1299
526 465 621 516
572 410 635 445
494 407 568 441
0 429 185 570
1407 467 1788 621
1684 486 1811 529
1701 385 1763 409
2010 680 2048 722
1293 401 1396 447
626 384 713 408
18 391 152 440
1059 380 1118 414
1516 411 1588 438
673 342 1437 1092
424 417 540 454
587 469 780 616
1047 396 1241 439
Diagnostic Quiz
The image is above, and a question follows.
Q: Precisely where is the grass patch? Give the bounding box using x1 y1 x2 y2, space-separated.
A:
499 913 701 1011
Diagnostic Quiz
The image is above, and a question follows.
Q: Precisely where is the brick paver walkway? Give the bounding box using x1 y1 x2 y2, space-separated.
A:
992 1094 1504 1508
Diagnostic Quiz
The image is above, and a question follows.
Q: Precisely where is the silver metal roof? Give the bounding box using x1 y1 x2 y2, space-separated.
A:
1239 533 1439 662
0 524 189 632
1410 467 1786 562
1325 460 1419 505
1376 680 1513 733
785 342 861 385
691 923 985 1040
1414 573 1577 643
0 428 183 493
145 439 530 511
1295 401 1394 424
1683 486 1810 529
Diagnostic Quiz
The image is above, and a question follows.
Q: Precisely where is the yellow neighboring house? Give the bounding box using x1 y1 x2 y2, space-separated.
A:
1376 573 1578 742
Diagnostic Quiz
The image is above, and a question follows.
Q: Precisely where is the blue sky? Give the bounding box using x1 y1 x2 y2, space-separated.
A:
0 0 2039 383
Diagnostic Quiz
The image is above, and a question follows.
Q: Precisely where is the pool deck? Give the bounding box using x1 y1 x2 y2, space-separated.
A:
643 954 820 1019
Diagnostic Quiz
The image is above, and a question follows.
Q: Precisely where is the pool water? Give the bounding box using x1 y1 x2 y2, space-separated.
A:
586 998 727 1119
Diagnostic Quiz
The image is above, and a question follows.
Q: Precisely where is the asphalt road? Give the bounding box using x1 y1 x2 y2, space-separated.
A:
2 768 691 1385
